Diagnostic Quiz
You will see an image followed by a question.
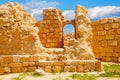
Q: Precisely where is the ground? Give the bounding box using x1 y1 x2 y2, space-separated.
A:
0 62 120 80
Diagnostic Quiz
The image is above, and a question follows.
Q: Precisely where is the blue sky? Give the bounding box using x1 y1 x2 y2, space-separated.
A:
0 0 120 21
0 0 120 33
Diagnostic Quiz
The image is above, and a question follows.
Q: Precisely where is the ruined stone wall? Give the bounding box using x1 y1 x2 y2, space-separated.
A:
36 9 64 48
0 55 101 74
91 18 120 62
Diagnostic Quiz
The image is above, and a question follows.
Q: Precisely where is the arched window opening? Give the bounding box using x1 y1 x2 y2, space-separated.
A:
63 24 75 47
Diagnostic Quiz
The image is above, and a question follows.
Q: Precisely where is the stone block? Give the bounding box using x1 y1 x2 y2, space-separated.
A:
101 41 108 46
78 61 86 66
107 29 117 35
0 67 4 74
86 61 95 71
3 56 13 63
29 56 38 62
112 23 119 28
70 66 76 72
96 36 105 40
4 67 11 73
104 24 111 30
1 63 8 67
28 67 36 72
104 47 114 52
9 63 22 67
53 61 64 66
44 29 49 33
64 66 70 72
106 57 112 62
36 62 46 66
100 18 108 24
21 67 27 72
29 62 36 66
54 66 62 72
77 66 84 72
45 66 52 72
20 56 29 62
98 31 106 35
117 29 120 34
11 67 21 73
13 56 20 63
106 35 115 39
0 56 3 62
108 40 117 46
115 46 120 52
95 47 103 53
22 62 29 67
95 61 102 72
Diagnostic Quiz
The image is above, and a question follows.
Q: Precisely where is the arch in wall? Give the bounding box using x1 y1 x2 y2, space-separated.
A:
62 20 76 47
62 20 76 37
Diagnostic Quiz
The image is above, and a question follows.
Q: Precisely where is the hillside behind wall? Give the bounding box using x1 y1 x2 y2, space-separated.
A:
91 18 120 62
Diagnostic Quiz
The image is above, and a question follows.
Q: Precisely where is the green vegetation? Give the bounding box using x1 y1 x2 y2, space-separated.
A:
69 74 96 80
12 72 44 80
12 76 23 80
100 64 120 77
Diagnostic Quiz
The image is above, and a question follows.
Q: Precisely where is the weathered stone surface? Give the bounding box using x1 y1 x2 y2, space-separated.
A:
0 2 45 55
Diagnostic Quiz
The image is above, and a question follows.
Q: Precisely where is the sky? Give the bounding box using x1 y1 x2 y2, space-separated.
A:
0 0 120 33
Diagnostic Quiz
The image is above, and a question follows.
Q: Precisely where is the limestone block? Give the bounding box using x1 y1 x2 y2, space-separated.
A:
28 67 36 72
64 66 70 72
115 46 120 52
112 23 119 28
95 61 102 72
13 56 20 63
53 61 64 66
20 56 29 62
1 63 8 67
54 66 62 72
98 31 106 35
117 29 120 34
96 36 105 40
29 62 36 66
107 29 117 35
3 56 13 63
108 40 117 46
95 47 103 53
0 67 4 74
22 62 29 67
78 61 86 66
101 41 108 47
96 26 104 31
21 67 27 72
4 67 11 73
70 66 76 72
0 56 3 62
111 57 118 62
44 29 49 33
104 47 114 52
77 66 84 72
29 55 38 62
106 57 112 62
11 67 21 73
64 61 71 66
100 18 108 24
86 61 95 71
106 35 115 39
104 24 112 30
45 66 52 72
9 63 22 67
114 18 120 23
36 62 46 66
